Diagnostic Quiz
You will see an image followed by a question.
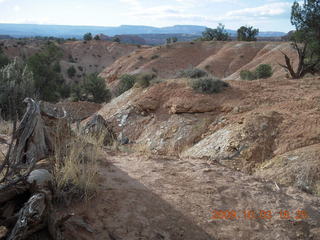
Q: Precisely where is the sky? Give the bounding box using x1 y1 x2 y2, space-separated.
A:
0 0 297 32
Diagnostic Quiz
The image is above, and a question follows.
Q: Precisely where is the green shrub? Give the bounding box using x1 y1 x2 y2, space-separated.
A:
58 83 71 99
83 33 92 41
135 73 156 88
0 47 9 68
0 59 35 119
71 73 111 103
240 70 256 80
151 54 159 60
115 74 137 96
191 77 229 94
27 41 64 102
53 62 61 73
255 64 273 79
67 66 76 78
82 73 111 103
178 68 208 79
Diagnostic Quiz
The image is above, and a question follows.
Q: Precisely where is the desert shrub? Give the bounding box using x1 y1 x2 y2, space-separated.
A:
58 83 71 99
27 41 65 102
0 55 9 68
82 73 111 103
151 54 159 60
0 59 35 120
68 54 76 63
255 64 273 79
70 83 83 101
115 74 136 96
71 73 111 103
83 32 92 41
191 77 229 94
67 66 76 78
53 61 61 73
135 73 156 88
0 47 9 68
178 68 208 79
240 70 256 80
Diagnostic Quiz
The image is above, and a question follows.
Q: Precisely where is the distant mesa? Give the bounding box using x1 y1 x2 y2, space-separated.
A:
0 23 286 42
0 35 12 39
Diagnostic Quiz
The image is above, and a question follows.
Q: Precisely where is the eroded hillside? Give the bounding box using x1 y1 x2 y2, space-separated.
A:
100 41 297 86
97 75 320 194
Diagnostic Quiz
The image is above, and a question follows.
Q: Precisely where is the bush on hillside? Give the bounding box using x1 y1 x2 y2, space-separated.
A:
191 77 229 94
240 70 256 80
53 61 61 73
82 73 111 103
240 64 273 80
0 59 35 120
115 74 137 96
151 54 159 60
255 64 273 79
27 41 66 102
67 66 76 78
178 68 208 79
71 73 111 103
0 47 9 68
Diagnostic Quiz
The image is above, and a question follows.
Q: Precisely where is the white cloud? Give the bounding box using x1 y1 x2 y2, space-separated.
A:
119 0 140 7
226 2 291 17
13 5 21 12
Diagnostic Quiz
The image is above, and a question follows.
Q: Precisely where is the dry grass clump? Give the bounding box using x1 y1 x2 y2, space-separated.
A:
131 143 152 157
0 120 12 135
0 151 4 179
53 130 102 202
294 164 320 195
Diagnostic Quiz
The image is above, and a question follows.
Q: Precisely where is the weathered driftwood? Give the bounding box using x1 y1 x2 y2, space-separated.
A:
7 192 47 240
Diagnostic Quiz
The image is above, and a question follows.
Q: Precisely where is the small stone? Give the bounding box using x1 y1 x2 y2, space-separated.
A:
27 169 52 187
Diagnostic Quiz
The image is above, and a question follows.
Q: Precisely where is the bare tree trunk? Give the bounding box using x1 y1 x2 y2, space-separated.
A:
279 41 319 79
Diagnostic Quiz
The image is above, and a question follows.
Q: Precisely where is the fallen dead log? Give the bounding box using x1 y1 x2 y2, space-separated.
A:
7 192 47 240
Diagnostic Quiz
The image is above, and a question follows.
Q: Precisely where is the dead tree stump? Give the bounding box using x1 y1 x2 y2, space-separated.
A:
0 98 71 240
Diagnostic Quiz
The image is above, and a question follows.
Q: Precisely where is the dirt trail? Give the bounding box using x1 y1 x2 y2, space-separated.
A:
75 152 320 240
